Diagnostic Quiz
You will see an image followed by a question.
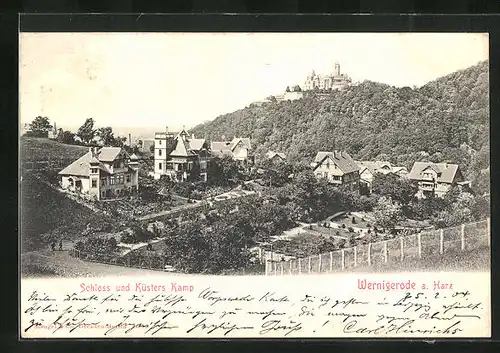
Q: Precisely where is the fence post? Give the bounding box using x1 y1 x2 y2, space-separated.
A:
280 262 284 276
439 229 444 255
487 218 491 248
384 241 388 263
367 243 372 267
289 260 292 275
274 262 277 276
341 249 345 270
461 224 465 251
308 256 311 274
354 246 358 267
417 234 422 259
298 258 301 274
329 251 333 272
265 260 268 276
400 238 404 262
318 254 322 272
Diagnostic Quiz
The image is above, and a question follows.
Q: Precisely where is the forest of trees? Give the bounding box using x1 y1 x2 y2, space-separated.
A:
191 61 489 195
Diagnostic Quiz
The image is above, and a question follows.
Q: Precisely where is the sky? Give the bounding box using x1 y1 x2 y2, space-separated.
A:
20 32 489 137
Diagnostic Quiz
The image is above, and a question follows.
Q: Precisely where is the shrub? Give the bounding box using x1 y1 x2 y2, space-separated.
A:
341 224 346 229
348 227 354 233
366 223 371 228
352 216 356 224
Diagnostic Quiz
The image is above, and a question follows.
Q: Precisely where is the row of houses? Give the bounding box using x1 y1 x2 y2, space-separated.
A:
310 150 469 198
153 127 254 182
57 130 469 201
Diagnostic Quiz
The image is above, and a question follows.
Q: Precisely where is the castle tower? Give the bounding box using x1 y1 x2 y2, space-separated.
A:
334 62 340 76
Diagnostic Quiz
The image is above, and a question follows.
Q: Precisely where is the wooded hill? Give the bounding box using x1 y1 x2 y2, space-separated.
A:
191 61 489 194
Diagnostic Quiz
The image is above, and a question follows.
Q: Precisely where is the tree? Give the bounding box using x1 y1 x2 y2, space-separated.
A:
285 86 290 92
96 127 116 146
372 173 417 206
56 130 76 145
77 118 96 145
293 85 302 92
373 196 404 231
207 156 244 187
28 116 52 136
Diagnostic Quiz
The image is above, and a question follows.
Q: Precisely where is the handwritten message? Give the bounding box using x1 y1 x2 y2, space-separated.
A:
20 272 491 338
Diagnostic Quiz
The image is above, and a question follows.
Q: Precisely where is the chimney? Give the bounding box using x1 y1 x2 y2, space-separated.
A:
128 133 131 146
165 126 168 134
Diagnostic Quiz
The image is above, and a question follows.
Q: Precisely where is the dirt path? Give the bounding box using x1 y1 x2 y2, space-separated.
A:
21 248 194 278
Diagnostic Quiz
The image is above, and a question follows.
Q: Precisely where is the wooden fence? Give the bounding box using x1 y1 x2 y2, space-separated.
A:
265 218 491 275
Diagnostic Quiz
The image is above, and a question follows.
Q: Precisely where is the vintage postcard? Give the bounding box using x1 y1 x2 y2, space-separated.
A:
19 32 491 338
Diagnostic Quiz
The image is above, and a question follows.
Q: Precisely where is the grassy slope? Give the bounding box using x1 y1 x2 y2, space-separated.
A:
20 137 88 161
20 138 115 252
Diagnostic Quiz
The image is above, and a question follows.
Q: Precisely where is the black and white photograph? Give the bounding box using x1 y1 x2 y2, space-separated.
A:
18 29 494 339
19 32 490 279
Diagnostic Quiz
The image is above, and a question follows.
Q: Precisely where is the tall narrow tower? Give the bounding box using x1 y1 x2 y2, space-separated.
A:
334 62 340 76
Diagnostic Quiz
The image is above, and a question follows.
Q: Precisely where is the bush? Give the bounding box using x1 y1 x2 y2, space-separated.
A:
352 216 356 224
366 223 371 228
120 225 155 244
348 227 354 233
342 224 346 229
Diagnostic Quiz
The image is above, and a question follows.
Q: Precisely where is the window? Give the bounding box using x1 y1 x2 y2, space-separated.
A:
91 178 97 188
159 149 162 156
126 175 131 183
158 140 161 145
159 163 163 170
101 178 106 186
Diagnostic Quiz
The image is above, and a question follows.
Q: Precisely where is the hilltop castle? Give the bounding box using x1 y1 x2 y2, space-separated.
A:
304 62 352 91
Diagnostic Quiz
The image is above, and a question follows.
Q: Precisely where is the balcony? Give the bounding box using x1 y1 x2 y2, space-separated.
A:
420 182 435 191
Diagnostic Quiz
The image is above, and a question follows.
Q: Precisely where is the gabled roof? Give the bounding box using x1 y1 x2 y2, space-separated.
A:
408 162 460 184
97 147 124 162
313 151 359 174
355 160 393 175
267 151 286 160
58 152 93 177
210 141 233 157
59 147 130 177
392 166 408 174
170 138 197 157
189 138 206 151
230 137 251 151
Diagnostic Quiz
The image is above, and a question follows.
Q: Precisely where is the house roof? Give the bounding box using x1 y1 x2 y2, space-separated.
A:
313 151 359 174
408 162 460 183
230 137 251 151
355 160 393 175
58 152 100 177
189 138 206 151
267 151 286 160
169 138 197 157
97 147 123 162
210 141 233 157
392 166 408 174
59 147 129 177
